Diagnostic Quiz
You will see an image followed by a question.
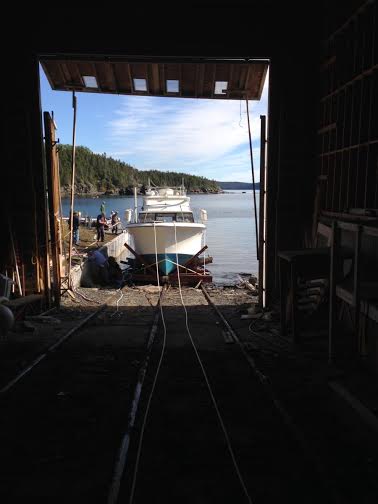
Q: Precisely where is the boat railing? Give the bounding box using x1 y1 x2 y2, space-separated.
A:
145 185 186 196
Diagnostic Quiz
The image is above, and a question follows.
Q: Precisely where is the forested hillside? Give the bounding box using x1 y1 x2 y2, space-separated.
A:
58 145 221 194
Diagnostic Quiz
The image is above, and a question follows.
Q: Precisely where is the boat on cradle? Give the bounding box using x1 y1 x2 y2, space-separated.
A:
125 184 207 275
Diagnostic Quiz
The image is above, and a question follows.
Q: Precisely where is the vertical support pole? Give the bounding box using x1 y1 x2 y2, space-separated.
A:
259 115 267 306
57 155 66 259
27 57 51 302
354 224 362 353
134 187 138 223
328 220 337 364
245 97 259 260
279 257 287 337
290 262 298 343
68 92 77 289
8 221 23 296
44 112 61 306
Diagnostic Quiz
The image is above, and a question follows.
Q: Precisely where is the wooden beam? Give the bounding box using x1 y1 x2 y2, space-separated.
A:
127 63 134 93
179 63 183 96
244 65 251 95
43 112 61 306
91 62 102 92
197 64 205 98
144 63 150 94
68 93 77 290
161 64 166 95
181 245 208 268
211 63 216 98
151 63 160 94
124 243 156 272
194 64 199 98
259 115 267 307
111 63 120 93
226 65 234 99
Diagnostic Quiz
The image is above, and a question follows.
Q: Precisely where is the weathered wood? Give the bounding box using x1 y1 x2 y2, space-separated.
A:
68 93 77 289
259 115 266 306
5 294 43 308
44 112 62 306
124 243 156 272
181 245 208 268
40 59 269 101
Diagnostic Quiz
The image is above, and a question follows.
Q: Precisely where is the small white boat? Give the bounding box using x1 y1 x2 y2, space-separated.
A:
125 184 207 275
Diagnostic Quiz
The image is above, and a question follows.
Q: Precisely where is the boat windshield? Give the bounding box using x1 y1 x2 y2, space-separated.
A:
138 212 194 223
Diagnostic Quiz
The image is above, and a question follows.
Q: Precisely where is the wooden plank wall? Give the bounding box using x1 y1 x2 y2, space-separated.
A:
2 54 49 301
318 1 378 213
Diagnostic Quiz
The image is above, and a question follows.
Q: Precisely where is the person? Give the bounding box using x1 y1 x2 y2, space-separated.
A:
100 201 106 215
87 249 109 285
111 211 119 234
108 256 123 288
69 210 80 245
96 212 106 242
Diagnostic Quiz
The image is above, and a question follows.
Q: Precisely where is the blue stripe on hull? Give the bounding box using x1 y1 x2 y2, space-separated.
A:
144 253 192 275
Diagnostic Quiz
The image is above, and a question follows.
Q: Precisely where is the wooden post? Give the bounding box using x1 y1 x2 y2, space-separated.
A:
354 225 362 353
8 221 22 296
57 155 67 259
134 187 138 223
182 245 208 268
68 92 77 289
245 97 259 260
44 112 62 306
25 64 51 303
259 115 267 307
124 243 156 272
328 220 337 364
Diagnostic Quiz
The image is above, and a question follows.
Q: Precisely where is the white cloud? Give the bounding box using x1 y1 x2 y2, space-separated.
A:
107 73 268 181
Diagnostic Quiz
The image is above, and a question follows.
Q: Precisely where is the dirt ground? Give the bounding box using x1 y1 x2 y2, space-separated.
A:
1 284 378 502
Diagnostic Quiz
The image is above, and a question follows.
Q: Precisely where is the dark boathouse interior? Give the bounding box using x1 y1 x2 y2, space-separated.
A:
1 2 378 503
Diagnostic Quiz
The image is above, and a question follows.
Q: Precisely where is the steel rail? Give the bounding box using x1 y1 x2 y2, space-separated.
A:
200 284 342 504
0 289 124 396
107 286 166 504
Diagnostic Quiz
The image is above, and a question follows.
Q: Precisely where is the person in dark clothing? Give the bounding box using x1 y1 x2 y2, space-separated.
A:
69 211 80 245
111 211 119 234
87 249 109 285
96 212 106 242
108 256 123 288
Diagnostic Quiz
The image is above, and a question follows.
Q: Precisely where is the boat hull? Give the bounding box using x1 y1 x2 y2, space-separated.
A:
126 223 205 275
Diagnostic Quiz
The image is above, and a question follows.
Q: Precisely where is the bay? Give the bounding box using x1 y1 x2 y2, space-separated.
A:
62 190 259 285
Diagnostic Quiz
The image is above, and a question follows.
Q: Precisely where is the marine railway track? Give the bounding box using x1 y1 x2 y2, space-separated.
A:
0 284 340 504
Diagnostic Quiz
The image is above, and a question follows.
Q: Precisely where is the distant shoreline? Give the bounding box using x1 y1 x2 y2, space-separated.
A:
61 190 260 200
217 181 260 190
61 190 224 197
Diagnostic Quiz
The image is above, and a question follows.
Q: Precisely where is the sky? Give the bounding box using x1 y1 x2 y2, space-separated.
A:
40 66 269 183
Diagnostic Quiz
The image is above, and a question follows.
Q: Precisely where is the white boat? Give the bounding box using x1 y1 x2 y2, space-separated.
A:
125 184 207 275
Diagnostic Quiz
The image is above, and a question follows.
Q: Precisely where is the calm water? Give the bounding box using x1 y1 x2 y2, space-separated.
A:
62 191 259 285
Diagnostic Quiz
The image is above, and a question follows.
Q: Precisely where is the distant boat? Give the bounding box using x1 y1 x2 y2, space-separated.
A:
242 191 246 193
125 184 207 275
